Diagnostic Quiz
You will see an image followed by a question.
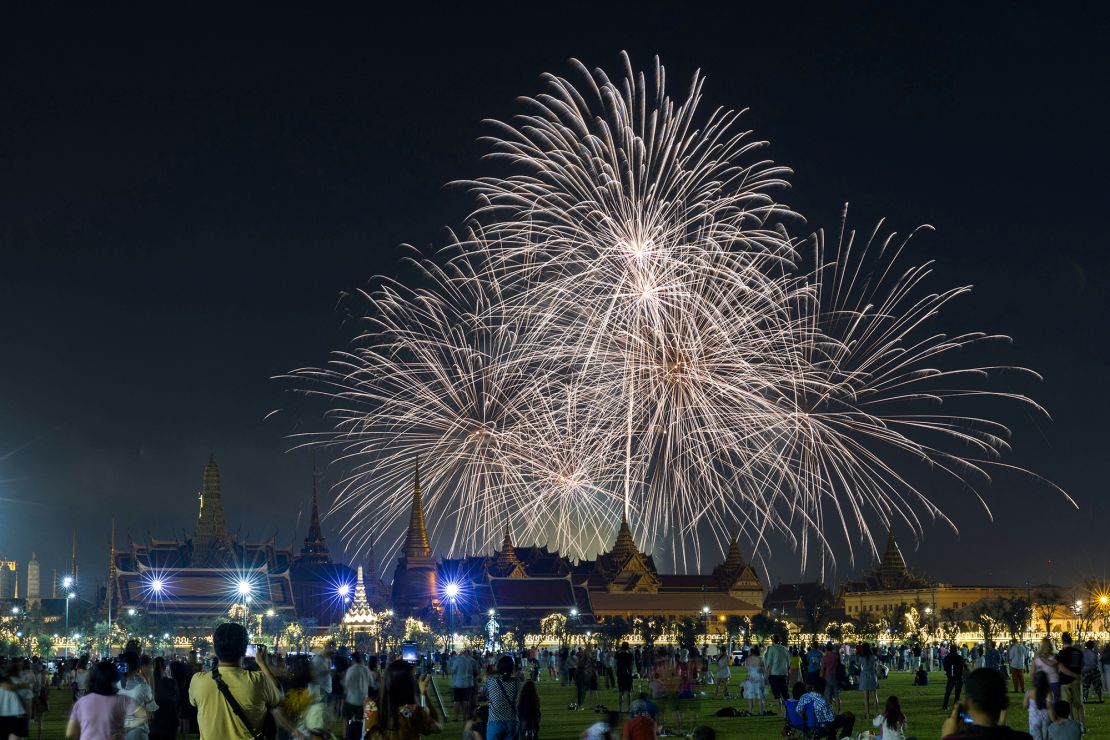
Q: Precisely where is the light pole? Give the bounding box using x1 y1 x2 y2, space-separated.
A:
63 576 75 659
702 605 711 650
444 583 460 651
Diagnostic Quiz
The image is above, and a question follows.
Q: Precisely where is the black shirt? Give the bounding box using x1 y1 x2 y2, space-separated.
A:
616 650 634 677
944 652 966 680
1057 646 1082 685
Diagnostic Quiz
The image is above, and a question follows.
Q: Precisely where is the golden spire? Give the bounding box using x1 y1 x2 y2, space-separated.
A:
403 456 431 558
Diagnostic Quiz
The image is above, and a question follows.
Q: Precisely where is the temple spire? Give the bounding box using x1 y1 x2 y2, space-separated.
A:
297 455 330 564
493 524 524 576
194 453 230 562
878 526 908 576
403 456 431 558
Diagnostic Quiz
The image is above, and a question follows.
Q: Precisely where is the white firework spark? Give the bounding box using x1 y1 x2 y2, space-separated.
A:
287 53 1064 572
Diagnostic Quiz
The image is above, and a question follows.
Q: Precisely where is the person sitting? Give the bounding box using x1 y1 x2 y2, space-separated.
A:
795 677 855 739
942 667 1033 739
1047 700 1081 740
783 682 807 737
872 695 912 740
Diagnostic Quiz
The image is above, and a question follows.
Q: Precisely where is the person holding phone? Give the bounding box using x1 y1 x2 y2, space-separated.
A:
189 623 282 740
941 667 1033 739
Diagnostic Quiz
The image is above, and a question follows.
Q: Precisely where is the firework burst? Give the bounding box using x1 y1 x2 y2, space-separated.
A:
287 53 1063 572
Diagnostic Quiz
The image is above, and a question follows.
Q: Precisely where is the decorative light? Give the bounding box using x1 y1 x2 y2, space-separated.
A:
10 607 19 615
569 608 578 617
1100 595 1108 606
266 609 275 617
444 582 460 600
488 608 496 617
128 608 137 616
702 605 710 614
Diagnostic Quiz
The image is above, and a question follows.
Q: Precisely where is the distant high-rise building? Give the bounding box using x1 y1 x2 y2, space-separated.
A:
27 553 41 604
0 560 16 599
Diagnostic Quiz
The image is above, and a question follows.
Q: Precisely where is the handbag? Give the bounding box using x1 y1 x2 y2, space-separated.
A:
211 666 277 740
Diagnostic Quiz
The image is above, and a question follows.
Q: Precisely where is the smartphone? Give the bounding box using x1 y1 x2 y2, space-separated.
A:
245 643 261 658
958 711 973 725
401 642 418 664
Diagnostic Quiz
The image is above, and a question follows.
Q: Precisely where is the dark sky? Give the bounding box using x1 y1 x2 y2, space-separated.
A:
2 4 1108 595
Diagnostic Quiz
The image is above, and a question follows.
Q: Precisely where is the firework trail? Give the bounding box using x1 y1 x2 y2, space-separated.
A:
287 53 1064 572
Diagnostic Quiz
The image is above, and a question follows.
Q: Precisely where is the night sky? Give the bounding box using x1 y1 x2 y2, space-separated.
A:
2 5 1108 594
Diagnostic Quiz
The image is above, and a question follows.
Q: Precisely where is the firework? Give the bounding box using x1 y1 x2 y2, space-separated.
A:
288 53 1062 571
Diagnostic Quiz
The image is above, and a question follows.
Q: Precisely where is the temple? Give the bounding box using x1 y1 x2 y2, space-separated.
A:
109 455 353 621
388 464 766 631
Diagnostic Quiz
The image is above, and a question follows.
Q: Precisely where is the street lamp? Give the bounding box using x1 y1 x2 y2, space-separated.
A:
702 604 711 648
64 587 76 659
442 582 460 650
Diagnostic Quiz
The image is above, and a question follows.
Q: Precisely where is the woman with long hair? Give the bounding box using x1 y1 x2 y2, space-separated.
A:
743 645 766 717
871 695 908 740
858 642 879 720
148 657 178 740
517 679 540 740
364 659 441 740
67 661 148 740
1033 639 1060 701
1023 670 1054 740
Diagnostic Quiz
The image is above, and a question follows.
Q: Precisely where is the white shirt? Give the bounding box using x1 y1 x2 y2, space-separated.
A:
1009 643 1028 667
872 714 906 740
342 663 370 706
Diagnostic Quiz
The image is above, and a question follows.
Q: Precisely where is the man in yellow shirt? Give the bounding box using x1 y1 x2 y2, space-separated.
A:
189 622 283 739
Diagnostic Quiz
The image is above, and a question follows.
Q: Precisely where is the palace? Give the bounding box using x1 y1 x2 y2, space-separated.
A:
386 461 766 634
839 529 1029 617
107 455 357 623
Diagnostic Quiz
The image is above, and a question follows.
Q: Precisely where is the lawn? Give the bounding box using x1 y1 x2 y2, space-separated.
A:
30 669 1109 739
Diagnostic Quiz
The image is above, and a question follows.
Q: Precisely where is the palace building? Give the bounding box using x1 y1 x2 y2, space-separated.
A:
387 461 765 631
107 455 356 622
840 528 1028 616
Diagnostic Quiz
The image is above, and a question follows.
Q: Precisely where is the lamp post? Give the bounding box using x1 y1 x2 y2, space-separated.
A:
702 604 711 650
63 576 75 659
444 583 460 651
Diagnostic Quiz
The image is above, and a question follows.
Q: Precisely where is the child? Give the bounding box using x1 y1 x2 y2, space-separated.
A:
1047 700 1081 740
872 695 909 740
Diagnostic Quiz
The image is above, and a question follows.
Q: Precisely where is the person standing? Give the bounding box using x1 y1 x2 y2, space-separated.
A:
364 660 442 740
189 623 283 740
148 657 179 740
764 634 790 716
486 656 522 740
615 643 634 713
342 652 371 725
819 643 841 714
449 650 479 722
857 642 879 719
1023 670 1053 740
743 646 766 716
516 679 541 740
1055 633 1085 730
711 651 731 700
805 644 823 688
1009 639 1029 694
1033 640 1060 701
67 661 148 740
118 651 158 740
942 644 967 711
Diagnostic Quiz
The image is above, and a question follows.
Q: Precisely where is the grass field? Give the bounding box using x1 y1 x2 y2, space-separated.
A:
27 669 1110 739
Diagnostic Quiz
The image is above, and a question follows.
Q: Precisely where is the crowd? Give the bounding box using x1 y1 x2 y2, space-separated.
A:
0 628 1107 739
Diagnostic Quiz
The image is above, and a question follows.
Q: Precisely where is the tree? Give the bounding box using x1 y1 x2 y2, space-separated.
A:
634 617 665 648
998 598 1033 643
599 616 633 649
1033 588 1066 635
799 586 835 643
675 617 701 649
724 615 750 649
938 608 965 643
852 611 881 642
540 613 568 646
966 600 1006 644
750 614 789 645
